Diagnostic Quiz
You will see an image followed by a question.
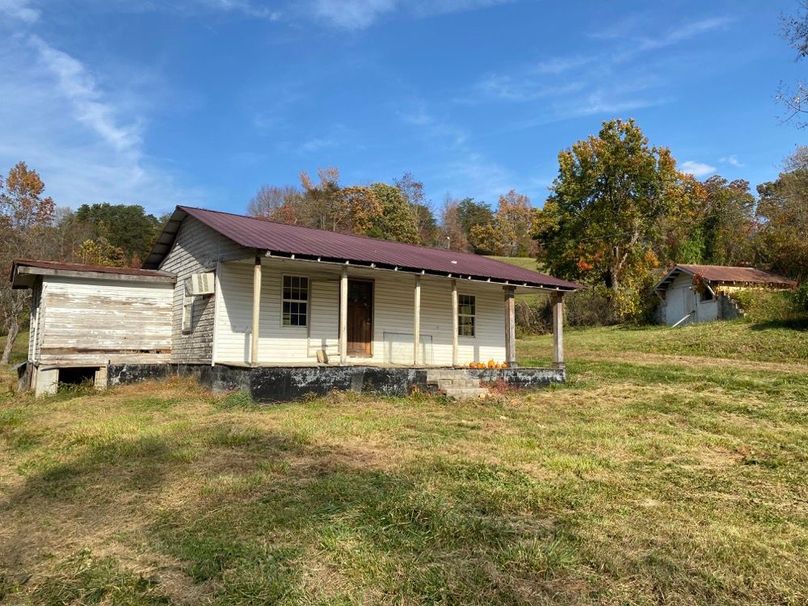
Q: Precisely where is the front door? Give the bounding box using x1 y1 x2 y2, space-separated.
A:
347 280 373 357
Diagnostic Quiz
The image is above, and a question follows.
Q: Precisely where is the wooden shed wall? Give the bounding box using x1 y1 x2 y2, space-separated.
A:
159 216 247 364
35 277 173 366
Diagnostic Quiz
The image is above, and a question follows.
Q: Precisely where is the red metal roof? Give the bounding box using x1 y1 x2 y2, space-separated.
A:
157 206 578 290
656 264 797 290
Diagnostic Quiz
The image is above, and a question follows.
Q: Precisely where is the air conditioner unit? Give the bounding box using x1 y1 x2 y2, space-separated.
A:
186 272 215 296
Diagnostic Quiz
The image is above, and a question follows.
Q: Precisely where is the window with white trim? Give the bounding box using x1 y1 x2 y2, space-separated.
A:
458 294 476 337
282 275 309 327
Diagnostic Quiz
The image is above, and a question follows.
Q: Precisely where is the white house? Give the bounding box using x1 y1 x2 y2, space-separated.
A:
654 264 796 326
12 205 579 398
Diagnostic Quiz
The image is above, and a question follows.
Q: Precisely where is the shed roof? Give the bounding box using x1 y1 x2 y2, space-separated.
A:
654 264 797 292
10 259 176 289
144 206 579 291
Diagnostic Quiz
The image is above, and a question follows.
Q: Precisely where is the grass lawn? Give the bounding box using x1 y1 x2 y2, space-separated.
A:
0 331 28 395
486 256 541 271
1 323 807 605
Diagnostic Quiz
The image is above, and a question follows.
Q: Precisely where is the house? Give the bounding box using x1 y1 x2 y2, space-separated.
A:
654 263 797 326
12 206 579 399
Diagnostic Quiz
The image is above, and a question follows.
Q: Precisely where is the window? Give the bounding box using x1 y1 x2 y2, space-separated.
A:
458 294 476 337
282 275 309 327
182 293 193 333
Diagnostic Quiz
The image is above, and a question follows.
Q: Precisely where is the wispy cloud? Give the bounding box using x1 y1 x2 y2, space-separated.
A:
637 16 732 52
307 0 514 30
30 35 142 152
0 26 198 212
680 160 717 177
720 154 743 167
469 73 585 103
298 136 337 153
462 14 731 127
0 0 39 23
533 55 594 75
310 0 396 30
195 0 282 19
395 101 543 203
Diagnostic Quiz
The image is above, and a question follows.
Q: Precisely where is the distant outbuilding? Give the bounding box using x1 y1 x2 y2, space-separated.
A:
654 264 797 326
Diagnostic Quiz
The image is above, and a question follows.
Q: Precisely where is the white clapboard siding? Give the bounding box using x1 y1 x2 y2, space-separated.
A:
36 277 173 366
308 279 339 358
159 216 246 364
214 259 507 366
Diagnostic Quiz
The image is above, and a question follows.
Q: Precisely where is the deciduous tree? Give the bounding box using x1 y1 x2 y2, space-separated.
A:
0 162 55 364
779 1 808 126
534 119 682 316
367 183 420 243
755 147 808 280
699 176 756 266
248 185 300 219
74 203 161 265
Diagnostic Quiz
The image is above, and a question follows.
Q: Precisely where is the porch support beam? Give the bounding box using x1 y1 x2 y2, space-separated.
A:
339 266 348 365
413 275 421 366
504 285 517 367
251 255 262 366
551 291 565 369
451 279 459 367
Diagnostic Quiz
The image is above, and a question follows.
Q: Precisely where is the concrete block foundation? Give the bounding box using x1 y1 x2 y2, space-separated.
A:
18 361 565 402
106 364 566 402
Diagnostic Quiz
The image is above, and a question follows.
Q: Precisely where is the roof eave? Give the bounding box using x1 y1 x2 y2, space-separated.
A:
10 264 176 288
261 249 580 291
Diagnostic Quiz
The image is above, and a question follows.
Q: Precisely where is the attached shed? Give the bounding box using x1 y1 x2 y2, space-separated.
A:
11 260 176 395
654 264 797 326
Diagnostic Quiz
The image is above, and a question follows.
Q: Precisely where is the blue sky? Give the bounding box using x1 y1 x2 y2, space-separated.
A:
0 0 804 217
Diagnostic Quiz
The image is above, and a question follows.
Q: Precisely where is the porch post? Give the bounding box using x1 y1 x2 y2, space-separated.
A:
251 255 261 366
451 279 459 367
551 291 565 369
504 285 517 367
339 266 348 365
413 275 421 365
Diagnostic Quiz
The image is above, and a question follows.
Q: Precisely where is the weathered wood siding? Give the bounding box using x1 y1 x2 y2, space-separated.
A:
35 277 173 366
159 216 247 364
28 280 42 361
213 259 507 366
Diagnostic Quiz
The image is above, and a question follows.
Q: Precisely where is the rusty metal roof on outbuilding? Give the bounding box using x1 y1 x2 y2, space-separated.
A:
10 259 176 289
655 263 797 292
144 205 579 291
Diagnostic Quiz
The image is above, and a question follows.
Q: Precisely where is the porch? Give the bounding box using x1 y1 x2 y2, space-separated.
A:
209 255 567 370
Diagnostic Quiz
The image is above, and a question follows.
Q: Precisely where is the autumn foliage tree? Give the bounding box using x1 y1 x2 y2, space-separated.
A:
755 147 808 281
469 191 537 256
1 162 55 363
534 119 685 317
247 169 426 245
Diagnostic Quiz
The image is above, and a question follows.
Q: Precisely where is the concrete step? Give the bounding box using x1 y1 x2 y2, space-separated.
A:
437 379 480 388
443 386 489 399
426 369 471 382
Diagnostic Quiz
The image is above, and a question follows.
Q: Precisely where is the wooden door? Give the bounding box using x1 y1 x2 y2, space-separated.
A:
347 280 373 357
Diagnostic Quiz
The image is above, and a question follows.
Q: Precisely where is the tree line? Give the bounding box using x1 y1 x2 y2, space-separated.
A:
247 168 537 256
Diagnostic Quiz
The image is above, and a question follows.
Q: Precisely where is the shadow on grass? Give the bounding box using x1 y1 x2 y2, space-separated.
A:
750 317 808 331
1 416 593 605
